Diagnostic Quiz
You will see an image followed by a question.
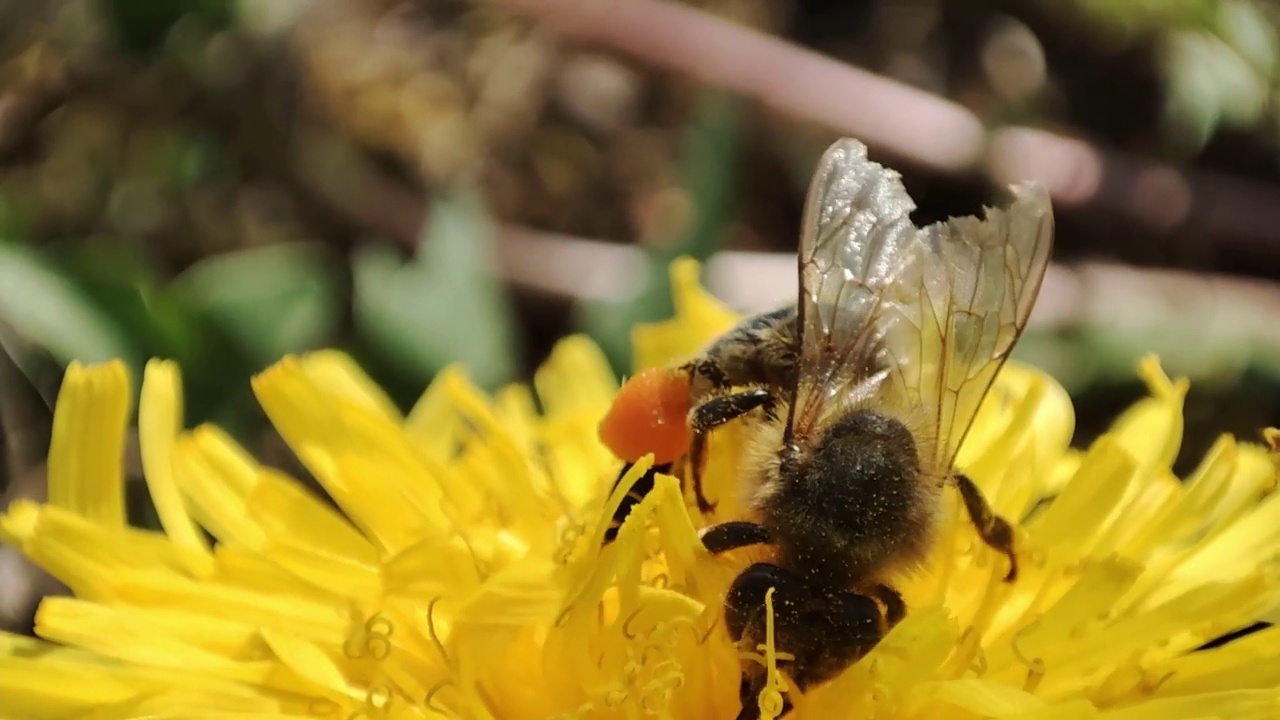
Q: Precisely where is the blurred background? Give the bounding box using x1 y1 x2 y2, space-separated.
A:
2 0 1279 629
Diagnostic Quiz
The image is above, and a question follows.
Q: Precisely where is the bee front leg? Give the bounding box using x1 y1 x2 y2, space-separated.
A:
952 472 1019 582
688 388 774 513
726 562 889 720
603 461 672 544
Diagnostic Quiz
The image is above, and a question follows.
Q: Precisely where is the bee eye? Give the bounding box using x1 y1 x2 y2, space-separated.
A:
599 367 692 464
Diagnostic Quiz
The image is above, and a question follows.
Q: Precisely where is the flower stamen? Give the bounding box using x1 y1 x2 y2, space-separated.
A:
622 607 646 640
754 586 790 720
422 596 455 671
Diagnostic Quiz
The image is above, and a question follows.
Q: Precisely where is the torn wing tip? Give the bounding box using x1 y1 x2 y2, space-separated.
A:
819 137 893 183
824 136 871 160
1007 179 1053 216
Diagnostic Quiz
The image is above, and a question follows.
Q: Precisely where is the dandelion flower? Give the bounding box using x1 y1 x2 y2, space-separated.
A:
2 258 1278 720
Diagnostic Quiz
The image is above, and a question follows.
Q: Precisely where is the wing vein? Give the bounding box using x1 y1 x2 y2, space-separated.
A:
787 139 1054 471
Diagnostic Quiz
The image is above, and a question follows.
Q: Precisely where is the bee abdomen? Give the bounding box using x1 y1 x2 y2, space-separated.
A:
766 410 936 587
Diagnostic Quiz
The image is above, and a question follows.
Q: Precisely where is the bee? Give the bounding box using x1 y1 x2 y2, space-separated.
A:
600 138 1054 718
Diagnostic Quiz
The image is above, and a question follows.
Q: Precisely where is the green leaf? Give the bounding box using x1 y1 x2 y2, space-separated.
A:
0 185 32 240
1162 32 1226 152
170 242 340 367
353 191 516 390
53 244 197 364
0 241 139 368
1217 0 1279 74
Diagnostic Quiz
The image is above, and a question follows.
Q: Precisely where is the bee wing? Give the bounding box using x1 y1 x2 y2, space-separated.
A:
786 139 1054 470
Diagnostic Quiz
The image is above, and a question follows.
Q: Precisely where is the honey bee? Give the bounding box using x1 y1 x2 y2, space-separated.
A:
600 138 1053 718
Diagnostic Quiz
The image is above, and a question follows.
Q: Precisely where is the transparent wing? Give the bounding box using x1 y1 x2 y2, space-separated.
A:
786 138 1054 470
785 139 919 443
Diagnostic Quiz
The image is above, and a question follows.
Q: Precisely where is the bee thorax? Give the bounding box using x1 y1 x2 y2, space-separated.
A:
688 305 798 399
762 409 938 589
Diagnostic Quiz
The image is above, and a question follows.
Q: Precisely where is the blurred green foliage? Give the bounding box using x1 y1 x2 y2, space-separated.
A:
173 243 339 367
1 0 1277 466
104 0 233 51
0 241 138 368
582 90 745 371
1059 0 1280 154
354 191 517 393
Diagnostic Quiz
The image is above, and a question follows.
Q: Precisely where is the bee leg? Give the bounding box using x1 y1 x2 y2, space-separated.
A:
868 584 907 627
726 562 888 719
952 472 1019 582
686 432 715 514
603 461 672 545
699 520 771 554
688 388 774 513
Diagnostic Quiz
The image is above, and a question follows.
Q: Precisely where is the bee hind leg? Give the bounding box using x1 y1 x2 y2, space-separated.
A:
688 388 773 513
868 584 906 626
726 562 890 719
699 520 771 554
952 473 1019 582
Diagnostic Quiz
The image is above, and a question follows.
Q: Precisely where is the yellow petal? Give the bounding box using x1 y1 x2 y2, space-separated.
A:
4 257 1279 720
1108 356 1187 478
244 467 379 565
297 348 403 422
454 557 566 625
168 428 267 551
1148 491 1280 604
534 336 626 511
0 633 141 715
405 365 472 460
138 359 214 577
1152 624 1280 696
1024 436 1138 557
632 257 737 371
258 628 356 700
252 356 449 554
46 360 131 527
0 500 188 601
1094 689 1280 720
1264 427 1279 471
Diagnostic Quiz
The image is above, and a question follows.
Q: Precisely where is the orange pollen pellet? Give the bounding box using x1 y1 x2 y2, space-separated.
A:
599 366 693 464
